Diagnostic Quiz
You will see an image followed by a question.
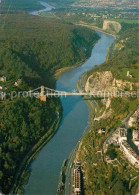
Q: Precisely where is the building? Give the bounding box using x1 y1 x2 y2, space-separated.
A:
0 86 7 91
0 86 3 90
39 96 47 102
98 128 105 134
120 140 139 168
133 140 139 150
128 116 137 127
128 108 139 128
0 92 6 101
14 79 21 86
120 128 127 137
118 128 127 143
132 130 139 150
0 76 7 82
74 161 82 195
127 71 132 78
133 130 139 141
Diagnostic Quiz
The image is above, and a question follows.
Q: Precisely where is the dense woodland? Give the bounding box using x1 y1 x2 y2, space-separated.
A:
0 97 61 193
0 12 99 193
0 14 99 88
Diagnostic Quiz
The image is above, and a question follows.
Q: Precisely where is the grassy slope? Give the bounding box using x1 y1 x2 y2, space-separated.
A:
108 18 138 24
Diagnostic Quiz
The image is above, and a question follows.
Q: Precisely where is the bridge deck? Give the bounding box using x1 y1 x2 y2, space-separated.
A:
39 92 112 97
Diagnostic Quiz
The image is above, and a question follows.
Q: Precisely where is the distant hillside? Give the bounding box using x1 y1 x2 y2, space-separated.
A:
1 0 44 12
2 0 138 11
46 0 138 8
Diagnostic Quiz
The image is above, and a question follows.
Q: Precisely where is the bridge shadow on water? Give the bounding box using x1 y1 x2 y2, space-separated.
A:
84 97 106 101
51 94 105 122
60 95 84 120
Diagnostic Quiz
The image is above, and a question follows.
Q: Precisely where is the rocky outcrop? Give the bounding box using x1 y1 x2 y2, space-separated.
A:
85 71 133 93
85 71 135 121
103 20 121 33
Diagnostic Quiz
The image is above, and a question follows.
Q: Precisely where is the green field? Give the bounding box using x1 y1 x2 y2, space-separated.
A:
119 68 138 82
40 12 55 18
108 18 138 24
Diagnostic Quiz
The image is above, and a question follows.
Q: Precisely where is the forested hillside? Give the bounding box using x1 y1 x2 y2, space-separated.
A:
0 13 99 194
0 14 99 88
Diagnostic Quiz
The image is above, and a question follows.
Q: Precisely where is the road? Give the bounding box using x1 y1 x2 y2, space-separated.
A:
75 22 116 38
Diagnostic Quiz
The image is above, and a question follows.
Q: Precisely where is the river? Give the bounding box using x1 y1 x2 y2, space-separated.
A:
29 1 55 15
25 3 114 195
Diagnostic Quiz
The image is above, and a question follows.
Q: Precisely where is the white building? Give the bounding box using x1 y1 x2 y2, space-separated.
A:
120 128 127 137
0 76 7 82
127 71 132 78
133 130 139 140
14 79 21 86
133 140 139 150
128 116 137 127
0 86 3 90
120 141 139 168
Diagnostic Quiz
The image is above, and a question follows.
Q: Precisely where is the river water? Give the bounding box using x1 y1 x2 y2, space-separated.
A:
25 3 114 195
29 1 55 15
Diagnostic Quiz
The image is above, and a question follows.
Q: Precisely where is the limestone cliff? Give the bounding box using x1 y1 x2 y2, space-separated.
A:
85 71 136 120
85 71 133 93
103 20 121 33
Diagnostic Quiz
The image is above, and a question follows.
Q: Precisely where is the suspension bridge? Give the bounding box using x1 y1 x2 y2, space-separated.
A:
29 86 134 101
30 86 95 101
0 86 136 102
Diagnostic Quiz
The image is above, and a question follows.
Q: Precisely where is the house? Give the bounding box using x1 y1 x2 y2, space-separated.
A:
132 130 139 141
118 128 127 143
0 86 4 90
98 128 105 134
120 128 127 137
128 116 137 127
14 79 21 86
0 76 7 82
0 92 6 101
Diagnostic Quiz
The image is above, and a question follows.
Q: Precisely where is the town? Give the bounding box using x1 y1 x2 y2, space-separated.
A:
103 107 139 168
71 0 138 10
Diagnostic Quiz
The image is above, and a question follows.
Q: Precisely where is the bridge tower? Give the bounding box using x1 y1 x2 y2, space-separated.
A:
40 86 46 102
40 86 45 97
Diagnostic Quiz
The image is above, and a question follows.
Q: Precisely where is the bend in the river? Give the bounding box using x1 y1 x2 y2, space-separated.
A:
29 1 55 15
25 2 114 195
